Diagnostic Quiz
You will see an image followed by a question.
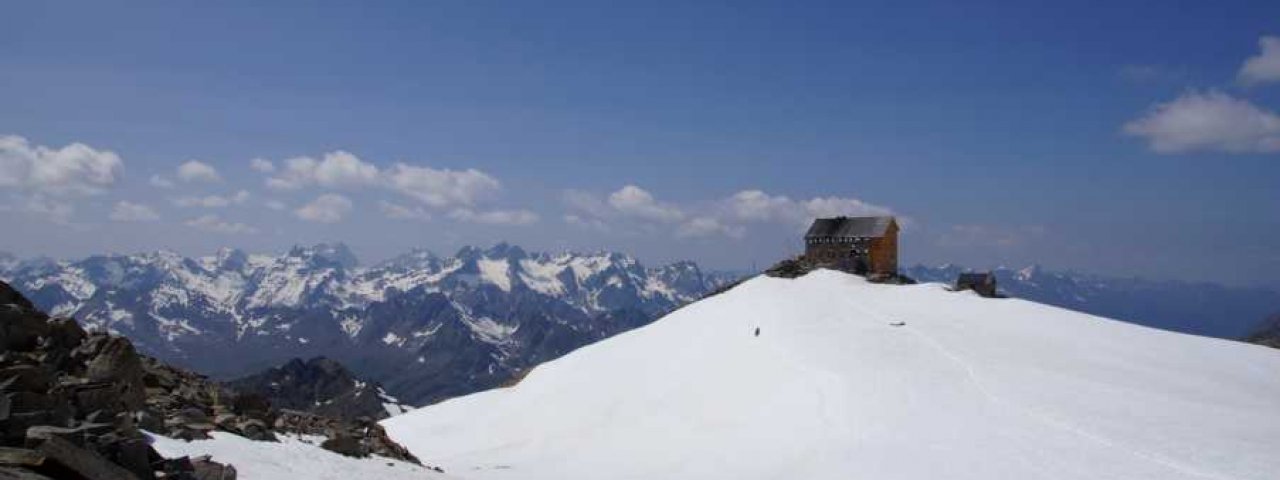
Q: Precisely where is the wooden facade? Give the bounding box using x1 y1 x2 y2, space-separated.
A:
803 216 899 276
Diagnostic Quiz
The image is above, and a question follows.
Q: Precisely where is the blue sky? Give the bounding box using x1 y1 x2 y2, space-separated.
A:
2 1 1278 288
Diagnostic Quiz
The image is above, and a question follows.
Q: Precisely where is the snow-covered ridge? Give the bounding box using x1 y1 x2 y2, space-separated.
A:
384 270 1280 480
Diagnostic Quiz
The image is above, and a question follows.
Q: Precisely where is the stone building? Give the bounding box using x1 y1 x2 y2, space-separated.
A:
956 272 998 298
803 216 899 276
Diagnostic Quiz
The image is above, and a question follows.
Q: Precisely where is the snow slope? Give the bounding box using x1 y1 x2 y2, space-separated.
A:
384 270 1280 480
148 432 453 480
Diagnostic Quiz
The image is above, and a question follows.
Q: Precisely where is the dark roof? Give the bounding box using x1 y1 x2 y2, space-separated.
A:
804 216 896 239
957 272 995 284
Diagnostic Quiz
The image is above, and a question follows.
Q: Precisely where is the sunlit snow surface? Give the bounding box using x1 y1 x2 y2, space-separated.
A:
385 270 1280 480
148 432 451 480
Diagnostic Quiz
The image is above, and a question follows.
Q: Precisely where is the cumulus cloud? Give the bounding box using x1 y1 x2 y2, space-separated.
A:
173 190 251 208
0 135 123 196
149 175 175 189
676 216 745 239
295 194 353 223
383 163 501 208
177 160 221 183
1238 36 1280 85
267 151 380 190
255 150 514 218
110 201 160 222
379 201 432 222
607 185 685 223
1122 90 1280 153
185 214 256 234
723 190 895 226
565 186 897 239
448 208 539 226
249 158 276 173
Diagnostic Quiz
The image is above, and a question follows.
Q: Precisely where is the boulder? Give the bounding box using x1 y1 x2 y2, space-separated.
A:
29 435 138 480
191 455 236 480
78 337 146 411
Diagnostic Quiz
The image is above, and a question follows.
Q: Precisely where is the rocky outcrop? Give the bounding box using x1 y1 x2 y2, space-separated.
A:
226 357 410 422
1247 314 1280 349
0 280 231 480
0 280 428 479
764 257 914 284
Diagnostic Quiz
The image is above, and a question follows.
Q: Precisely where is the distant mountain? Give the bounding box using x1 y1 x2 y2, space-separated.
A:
905 264 1280 339
0 244 737 405
227 356 412 420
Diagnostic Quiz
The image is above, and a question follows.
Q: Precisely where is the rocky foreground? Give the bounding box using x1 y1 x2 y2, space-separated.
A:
0 280 425 479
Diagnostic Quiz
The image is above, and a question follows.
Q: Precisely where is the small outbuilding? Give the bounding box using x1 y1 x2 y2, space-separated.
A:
956 272 998 298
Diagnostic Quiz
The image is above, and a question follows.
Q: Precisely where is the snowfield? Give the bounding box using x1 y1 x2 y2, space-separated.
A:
384 270 1280 480
148 432 453 480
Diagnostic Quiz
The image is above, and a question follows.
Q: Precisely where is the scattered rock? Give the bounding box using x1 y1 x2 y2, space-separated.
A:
0 280 237 479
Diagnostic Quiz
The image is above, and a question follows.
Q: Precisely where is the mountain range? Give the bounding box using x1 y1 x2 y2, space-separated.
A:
0 243 735 405
3 246 1277 407
904 264 1280 340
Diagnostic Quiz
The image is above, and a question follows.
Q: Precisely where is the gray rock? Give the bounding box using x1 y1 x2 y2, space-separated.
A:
30 435 138 480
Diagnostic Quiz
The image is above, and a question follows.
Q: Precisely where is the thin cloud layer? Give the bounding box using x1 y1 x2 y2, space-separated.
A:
295 194 354 223
173 190 251 208
110 201 161 222
185 214 257 234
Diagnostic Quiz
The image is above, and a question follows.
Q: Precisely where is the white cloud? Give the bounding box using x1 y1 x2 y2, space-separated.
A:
565 186 896 239
676 216 745 238
149 175 175 189
0 135 123 196
1123 90 1280 153
380 201 433 222
264 200 287 211
110 201 160 222
267 151 380 190
448 208 539 226
6 194 76 224
384 163 501 208
250 158 276 173
723 190 894 226
177 160 221 183
563 213 608 231
1238 36 1280 86
295 194 353 223
185 214 256 234
607 185 685 223
173 190 251 208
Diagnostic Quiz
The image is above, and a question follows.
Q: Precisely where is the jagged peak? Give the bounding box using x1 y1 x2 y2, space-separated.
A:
287 242 359 269
484 242 527 260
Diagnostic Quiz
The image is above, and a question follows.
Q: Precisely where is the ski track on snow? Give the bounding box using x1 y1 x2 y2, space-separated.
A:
843 291 1232 480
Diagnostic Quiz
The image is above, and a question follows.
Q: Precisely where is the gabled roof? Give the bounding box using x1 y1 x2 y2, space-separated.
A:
804 216 896 239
